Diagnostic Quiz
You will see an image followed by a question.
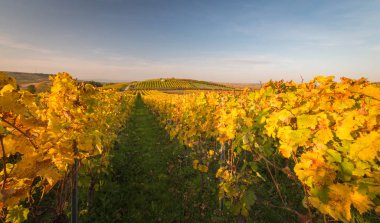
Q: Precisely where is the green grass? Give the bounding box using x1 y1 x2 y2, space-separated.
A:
81 96 231 222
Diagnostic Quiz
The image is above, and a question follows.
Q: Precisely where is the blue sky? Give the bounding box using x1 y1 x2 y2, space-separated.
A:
0 0 379 82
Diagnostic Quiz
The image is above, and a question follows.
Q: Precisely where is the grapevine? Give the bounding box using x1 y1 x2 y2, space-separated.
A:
143 76 380 222
0 72 135 222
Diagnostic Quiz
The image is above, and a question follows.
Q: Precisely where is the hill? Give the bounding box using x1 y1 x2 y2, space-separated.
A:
123 78 234 90
0 71 52 92
2 71 51 85
1 71 105 92
1 71 237 91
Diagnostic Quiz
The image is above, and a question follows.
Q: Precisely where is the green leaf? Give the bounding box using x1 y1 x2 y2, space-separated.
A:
249 162 258 172
335 140 351 153
6 205 29 223
317 186 329 204
255 171 266 181
326 149 342 163
242 144 251 151
243 190 256 207
310 186 329 204
0 124 6 134
352 161 371 177
340 159 354 181
241 207 249 217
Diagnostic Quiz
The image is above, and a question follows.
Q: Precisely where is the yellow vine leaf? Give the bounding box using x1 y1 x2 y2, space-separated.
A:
192 160 199 170
314 76 335 84
294 151 336 187
37 167 62 187
309 184 374 221
309 184 352 221
216 168 224 178
332 98 356 111
335 113 358 140
222 170 231 181
360 85 380 100
278 142 293 158
277 127 311 148
198 164 209 173
349 131 380 161
297 114 318 129
314 127 333 144
0 84 14 95
276 109 293 123
351 190 373 214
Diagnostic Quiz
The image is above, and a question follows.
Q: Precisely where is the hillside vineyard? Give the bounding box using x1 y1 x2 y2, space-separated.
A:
1 73 379 222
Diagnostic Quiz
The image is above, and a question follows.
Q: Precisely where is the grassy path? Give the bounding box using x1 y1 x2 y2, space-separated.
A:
83 96 204 222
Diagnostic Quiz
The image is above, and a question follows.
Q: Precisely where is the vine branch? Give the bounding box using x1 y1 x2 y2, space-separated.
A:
1 118 39 150
1 136 7 191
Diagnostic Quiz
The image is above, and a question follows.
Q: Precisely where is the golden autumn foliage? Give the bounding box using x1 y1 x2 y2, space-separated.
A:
0 73 135 222
143 76 380 222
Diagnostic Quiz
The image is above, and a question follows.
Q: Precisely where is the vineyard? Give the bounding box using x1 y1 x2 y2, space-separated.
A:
134 79 194 89
0 72 136 222
143 77 380 222
133 78 234 90
103 78 234 91
0 73 379 222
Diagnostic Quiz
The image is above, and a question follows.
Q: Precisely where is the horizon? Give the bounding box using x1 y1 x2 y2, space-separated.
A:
1 0 380 83
5 70 380 85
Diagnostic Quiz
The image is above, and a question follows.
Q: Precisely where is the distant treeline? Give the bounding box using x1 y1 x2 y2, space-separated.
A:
80 80 103 87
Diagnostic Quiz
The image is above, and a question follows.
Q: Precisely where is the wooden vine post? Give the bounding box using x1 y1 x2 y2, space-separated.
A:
219 142 226 211
71 140 79 223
